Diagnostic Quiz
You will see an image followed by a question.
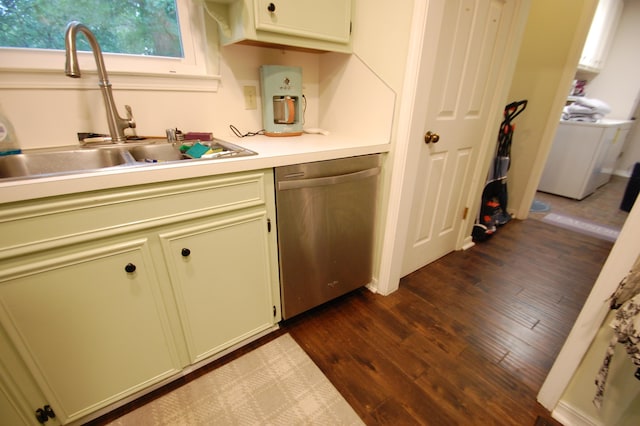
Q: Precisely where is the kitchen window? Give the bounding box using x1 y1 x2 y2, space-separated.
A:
0 0 220 91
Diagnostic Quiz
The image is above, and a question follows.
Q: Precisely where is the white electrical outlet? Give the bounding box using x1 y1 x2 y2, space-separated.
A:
243 86 257 110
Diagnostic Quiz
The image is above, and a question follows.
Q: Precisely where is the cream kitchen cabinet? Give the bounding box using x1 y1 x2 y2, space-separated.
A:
159 208 277 364
0 387 29 426
0 169 280 425
0 235 183 424
0 320 58 426
205 0 352 52
0 391 32 426
0 345 45 426
578 0 623 72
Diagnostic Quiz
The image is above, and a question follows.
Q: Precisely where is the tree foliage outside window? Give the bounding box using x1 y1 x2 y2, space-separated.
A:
0 0 183 58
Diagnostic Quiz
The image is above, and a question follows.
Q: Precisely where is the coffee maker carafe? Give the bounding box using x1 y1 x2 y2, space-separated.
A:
260 65 303 137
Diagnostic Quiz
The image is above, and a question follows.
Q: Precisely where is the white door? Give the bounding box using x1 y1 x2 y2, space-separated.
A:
401 0 525 276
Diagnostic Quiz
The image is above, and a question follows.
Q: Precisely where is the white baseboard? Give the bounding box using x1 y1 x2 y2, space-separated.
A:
461 236 475 250
365 277 379 293
614 169 633 178
553 400 602 426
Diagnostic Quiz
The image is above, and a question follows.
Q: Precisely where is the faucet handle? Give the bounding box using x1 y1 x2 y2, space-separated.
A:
124 105 136 129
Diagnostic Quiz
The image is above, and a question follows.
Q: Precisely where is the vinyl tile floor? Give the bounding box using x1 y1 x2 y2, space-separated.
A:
530 175 630 231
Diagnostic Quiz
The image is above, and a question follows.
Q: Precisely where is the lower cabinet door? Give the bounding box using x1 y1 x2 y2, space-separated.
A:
159 210 276 363
0 237 182 424
0 382 34 426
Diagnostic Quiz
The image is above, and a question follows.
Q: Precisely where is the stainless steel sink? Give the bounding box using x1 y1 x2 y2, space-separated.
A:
128 140 257 162
0 149 130 179
127 144 184 162
0 140 257 181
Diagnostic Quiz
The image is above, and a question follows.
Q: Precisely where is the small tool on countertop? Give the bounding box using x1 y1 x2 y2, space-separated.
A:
166 128 185 142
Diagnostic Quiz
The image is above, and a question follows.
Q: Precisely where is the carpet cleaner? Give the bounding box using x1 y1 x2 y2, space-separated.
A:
473 100 527 242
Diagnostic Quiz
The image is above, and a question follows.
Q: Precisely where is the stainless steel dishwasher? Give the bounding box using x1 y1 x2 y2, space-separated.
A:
275 154 381 319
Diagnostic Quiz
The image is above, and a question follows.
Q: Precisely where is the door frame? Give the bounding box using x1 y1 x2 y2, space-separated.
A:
377 0 531 295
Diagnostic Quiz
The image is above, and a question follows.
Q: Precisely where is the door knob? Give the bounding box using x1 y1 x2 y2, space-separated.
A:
424 131 440 144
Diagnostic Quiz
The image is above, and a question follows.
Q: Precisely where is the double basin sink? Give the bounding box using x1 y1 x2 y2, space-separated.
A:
0 140 257 181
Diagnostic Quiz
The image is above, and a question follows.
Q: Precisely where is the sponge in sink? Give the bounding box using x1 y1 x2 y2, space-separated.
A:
184 142 210 159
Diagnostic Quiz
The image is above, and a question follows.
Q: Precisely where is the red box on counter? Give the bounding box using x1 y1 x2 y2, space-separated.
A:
184 132 214 141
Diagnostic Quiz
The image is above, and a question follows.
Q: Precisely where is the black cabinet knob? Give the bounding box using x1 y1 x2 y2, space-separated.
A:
44 406 55 419
181 248 191 257
267 2 276 12
124 263 136 273
35 408 48 423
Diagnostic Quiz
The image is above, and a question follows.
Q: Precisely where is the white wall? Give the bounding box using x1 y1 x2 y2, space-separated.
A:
559 309 640 425
0 44 321 150
504 0 597 219
586 0 640 119
538 196 640 424
0 0 413 153
583 0 640 176
350 0 412 93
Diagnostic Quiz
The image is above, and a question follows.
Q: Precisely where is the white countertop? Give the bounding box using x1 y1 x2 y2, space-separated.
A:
559 118 634 127
0 134 390 204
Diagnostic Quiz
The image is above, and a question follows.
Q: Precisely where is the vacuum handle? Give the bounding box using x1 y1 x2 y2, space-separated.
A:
505 100 528 121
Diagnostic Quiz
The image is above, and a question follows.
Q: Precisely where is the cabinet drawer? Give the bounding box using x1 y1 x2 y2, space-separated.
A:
0 171 270 260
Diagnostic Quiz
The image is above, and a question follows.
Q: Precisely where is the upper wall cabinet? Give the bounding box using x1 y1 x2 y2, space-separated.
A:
578 0 623 73
203 0 353 53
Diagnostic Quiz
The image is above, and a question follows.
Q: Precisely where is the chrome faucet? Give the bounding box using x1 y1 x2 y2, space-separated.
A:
64 21 135 143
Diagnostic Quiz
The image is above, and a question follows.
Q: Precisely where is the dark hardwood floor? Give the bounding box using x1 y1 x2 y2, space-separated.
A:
91 218 613 425
283 218 613 425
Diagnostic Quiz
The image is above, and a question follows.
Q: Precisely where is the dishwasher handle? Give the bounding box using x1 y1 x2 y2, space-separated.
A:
278 166 381 191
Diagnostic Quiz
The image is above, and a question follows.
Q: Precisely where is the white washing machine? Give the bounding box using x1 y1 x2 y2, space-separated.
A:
538 119 632 200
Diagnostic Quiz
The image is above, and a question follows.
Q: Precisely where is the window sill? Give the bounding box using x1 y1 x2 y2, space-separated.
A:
0 69 221 92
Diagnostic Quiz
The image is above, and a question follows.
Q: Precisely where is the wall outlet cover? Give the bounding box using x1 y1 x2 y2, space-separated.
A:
243 86 257 110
